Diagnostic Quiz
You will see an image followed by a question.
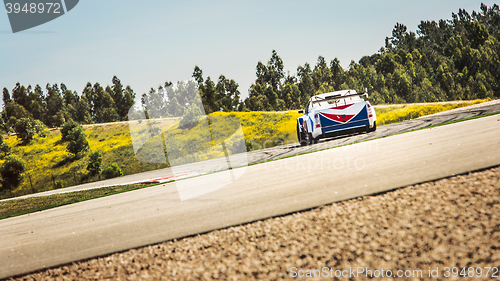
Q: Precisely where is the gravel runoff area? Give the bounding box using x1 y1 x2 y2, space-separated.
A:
11 166 500 280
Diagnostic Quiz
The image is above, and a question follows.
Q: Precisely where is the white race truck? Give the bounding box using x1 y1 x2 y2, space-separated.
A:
297 90 376 145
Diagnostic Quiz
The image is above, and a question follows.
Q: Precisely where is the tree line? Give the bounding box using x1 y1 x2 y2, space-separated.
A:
2 3 499 131
2 76 135 130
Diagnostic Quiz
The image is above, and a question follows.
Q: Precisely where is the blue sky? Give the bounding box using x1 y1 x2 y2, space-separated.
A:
0 0 496 103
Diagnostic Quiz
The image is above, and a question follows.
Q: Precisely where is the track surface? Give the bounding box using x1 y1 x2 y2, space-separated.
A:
1 111 500 278
5 102 500 201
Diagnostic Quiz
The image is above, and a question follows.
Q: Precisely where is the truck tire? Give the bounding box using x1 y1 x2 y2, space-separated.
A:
297 123 307 146
307 133 318 145
368 121 377 132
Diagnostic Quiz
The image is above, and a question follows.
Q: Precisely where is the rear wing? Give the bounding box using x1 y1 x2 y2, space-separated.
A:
311 90 368 105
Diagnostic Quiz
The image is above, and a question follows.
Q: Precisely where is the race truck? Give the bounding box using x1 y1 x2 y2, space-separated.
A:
297 89 376 145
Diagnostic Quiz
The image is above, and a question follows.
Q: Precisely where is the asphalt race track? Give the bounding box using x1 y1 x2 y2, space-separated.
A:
0 105 500 278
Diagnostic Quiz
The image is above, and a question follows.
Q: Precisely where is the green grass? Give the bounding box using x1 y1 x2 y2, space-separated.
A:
0 182 160 220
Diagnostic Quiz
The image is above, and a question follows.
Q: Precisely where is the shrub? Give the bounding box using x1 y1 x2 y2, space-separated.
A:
87 151 102 176
13 118 47 144
102 163 123 179
14 118 36 144
64 124 90 158
0 156 25 193
34 120 48 138
61 121 79 142
0 135 10 158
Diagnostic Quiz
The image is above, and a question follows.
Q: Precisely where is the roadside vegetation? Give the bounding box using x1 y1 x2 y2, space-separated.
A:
0 123 170 199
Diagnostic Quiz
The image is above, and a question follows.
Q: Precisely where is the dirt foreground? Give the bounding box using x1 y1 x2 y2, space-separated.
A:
12 166 500 280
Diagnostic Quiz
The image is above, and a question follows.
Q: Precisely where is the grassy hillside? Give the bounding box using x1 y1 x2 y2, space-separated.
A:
0 99 490 199
1 123 171 199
